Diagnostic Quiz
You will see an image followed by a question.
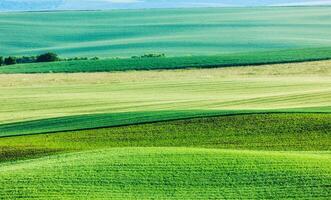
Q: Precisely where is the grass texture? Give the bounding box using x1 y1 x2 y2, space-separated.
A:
1 7 331 58
0 110 254 137
0 61 330 198
0 148 330 199
1 48 331 74
0 113 330 162
0 113 330 199
1 7 331 199
0 60 330 136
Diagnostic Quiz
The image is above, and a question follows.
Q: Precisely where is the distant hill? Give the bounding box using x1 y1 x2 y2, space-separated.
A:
1 7 331 58
1 0 331 11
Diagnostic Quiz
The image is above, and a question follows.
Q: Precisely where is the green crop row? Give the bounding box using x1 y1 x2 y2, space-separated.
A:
1 48 331 73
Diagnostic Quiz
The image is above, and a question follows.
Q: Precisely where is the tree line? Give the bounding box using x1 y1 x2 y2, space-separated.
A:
0 52 99 66
0 52 166 66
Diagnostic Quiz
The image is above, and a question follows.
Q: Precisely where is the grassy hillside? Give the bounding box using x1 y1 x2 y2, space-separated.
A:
2 108 331 138
0 60 330 136
0 113 330 199
1 48 331 74
1 148 330 199
1 7 331 199
1 113 330 162
0 61 330 198
1 76 329 200
1 7 331 57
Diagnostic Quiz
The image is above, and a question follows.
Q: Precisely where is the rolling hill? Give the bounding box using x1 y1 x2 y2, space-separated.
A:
1 7 331 57
0 60 330 136
1 60 330 198
0 113 330 199
1 6 331 199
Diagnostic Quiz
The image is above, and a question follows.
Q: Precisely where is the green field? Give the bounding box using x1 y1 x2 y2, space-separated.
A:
1 113 330 162
1 60 331 198
0 113 330 199
0 60 330 136
1 148 330 199
1 48 331 74
1 7 331 198
1 7 331 58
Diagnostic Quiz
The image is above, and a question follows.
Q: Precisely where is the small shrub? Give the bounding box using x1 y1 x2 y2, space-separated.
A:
36 52 59 63
90 57 99 60
141 53 166 58
4 57 16 65
16 56 37 64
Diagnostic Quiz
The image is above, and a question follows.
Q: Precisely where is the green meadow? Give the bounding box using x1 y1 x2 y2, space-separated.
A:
1 7 331 199
1 48 331 74
0 112 330 199
1 7 331 58
1 148 330 199
1 113 330 162
0 60 330 136
0 59 330 198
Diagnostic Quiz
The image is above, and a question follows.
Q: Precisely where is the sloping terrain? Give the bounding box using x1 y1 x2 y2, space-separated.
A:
1 48 331 74
0 113 330 199
1 113 330 162
1 148 330 199
1 7 331 57
0 60 330 136
0 60 330 199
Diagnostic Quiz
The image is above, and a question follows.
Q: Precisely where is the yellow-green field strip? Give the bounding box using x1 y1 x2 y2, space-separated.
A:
0 60 330 136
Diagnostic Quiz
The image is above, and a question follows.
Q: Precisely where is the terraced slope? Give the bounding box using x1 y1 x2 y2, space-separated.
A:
0 60 330 136
1 7 331 57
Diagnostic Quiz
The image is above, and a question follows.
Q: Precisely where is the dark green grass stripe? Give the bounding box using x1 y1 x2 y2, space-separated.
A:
0 106 330 138
0 110 245 138
0 113 330 163
1 47 331 74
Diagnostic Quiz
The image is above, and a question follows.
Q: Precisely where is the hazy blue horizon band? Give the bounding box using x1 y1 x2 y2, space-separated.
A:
1 0 331 11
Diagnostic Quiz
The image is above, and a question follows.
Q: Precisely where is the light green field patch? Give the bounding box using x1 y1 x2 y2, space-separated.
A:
0 148 330 199
0 61 330 129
